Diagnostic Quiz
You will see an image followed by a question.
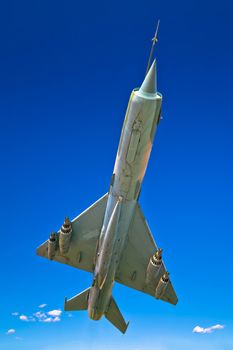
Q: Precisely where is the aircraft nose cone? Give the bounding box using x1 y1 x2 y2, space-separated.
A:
139 59 157 94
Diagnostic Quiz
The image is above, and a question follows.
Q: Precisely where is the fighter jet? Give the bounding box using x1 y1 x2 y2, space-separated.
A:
36 30 178 333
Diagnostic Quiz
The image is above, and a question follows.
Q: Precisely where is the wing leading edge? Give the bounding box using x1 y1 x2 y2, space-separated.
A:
36 193 108 273
115 202 178 305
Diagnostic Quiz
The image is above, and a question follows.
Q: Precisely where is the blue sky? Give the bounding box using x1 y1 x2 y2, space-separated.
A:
0 0 233 349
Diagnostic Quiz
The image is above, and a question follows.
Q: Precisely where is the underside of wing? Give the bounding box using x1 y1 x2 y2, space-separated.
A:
36 193 108 273
115 202 178 305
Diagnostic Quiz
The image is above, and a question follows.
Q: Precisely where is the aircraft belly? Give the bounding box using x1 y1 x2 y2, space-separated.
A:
112 90 161 200
111 200 137 275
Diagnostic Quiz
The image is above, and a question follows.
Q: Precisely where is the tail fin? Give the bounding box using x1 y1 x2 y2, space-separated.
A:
64 287 90 311
105 297 129 334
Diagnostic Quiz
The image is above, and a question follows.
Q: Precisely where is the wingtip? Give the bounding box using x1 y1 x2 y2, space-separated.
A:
121 321 130 334
64 297 68 310
35 245 43 257
125 321 130 333
36 241 48 258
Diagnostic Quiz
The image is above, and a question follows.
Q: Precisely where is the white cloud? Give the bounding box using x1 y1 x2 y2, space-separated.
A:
47 309 62 317
12 312 19 316
19 315 28 322
7 329 16 335
39 304 47 309
34 311 47 319
41 316 61 323
33 311 60 323
193 324 224 334
19 314 36 322
43 317 53 323
15 307 63 325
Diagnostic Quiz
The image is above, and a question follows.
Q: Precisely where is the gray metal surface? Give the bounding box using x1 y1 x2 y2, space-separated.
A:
36 58 178 333
36 194 108 273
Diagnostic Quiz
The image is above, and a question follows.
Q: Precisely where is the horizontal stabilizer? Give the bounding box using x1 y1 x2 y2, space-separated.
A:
64 287 90 311
105 297 129 334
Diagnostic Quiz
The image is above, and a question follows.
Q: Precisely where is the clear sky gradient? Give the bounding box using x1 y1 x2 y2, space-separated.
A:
0 0 233 349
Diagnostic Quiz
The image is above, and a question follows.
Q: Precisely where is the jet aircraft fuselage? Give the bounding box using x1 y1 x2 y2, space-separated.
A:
88 61 162 320
37 59 177 334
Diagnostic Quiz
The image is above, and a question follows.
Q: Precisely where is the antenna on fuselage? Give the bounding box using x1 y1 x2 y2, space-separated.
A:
145 20 160 75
